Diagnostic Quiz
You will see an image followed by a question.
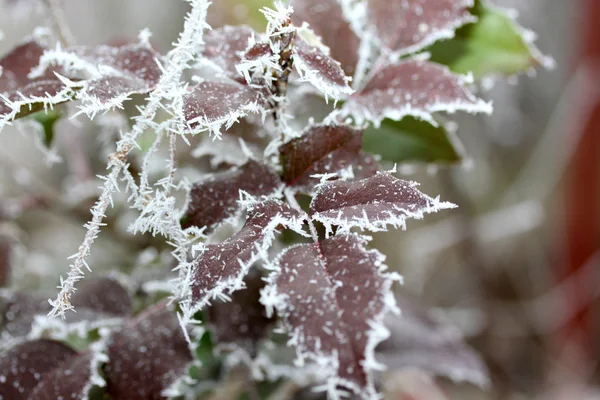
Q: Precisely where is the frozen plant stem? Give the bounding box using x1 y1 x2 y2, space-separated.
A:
48 0 212 318
284 188 321 256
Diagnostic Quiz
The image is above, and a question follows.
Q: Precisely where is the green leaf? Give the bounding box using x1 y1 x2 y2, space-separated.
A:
32 108 64 147
363 117 462 164
428 0 553 79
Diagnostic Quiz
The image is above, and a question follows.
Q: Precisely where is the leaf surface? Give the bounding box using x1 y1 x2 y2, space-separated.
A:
202 25 257 80
261 234 399 398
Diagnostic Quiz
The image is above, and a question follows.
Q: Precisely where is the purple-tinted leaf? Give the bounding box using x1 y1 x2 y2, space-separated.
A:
0 291 48 337
182 160 282 233
310 172 455 232
183 80 266 135
70 276 133 316
261 234 399 398
206 269 274 353
0 40 72 123
189 199 306 314
29 350 107 400
279 123 363 187
292 38 353 101
104 302 193 400
344 59 491 126
0 339 77 399
290 0 360 77
368 0 476 55
202 25 256 81
377 295 489 387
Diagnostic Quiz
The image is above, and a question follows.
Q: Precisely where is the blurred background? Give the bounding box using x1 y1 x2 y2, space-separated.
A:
0 0 597 399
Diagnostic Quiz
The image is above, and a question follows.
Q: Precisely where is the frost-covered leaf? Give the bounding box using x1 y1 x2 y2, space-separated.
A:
0 39 73 125
104 302 193 399
0 339 77 399
429 0 554 79
29 349 107 400
290 0 359 76
279 123 363 187
206 269 274 353
33 42 162 115
363 117 462 164
310 172 455 232
344 59 491 126
377 295 489 387
368 0 476 55
202 25 257 81
292 38 353 101
70 276 133 316
188 199 306 314
183 80 266 135
261 234 399 398
182 160 282 232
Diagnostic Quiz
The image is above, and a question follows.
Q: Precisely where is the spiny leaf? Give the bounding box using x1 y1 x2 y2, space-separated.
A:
428 0 554 79
344 59 492 126
261 234 400 399
182 160 282 233
377 294 489 388
292 38 353 101
104 302 193 400
367 0 476 55
279 123 363 188
206 269 274 354
290 0 360 76
202 25 258 81
183 80 267 135
362 116 462 164
310 172 456 233
189 199 306 314
29 350 107 400
0 339 77 399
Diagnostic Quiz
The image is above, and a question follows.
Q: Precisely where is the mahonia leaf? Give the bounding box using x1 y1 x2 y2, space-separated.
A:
0 339 77 399
290 0 360 76
202 25 257 81
279 123 363 187
0 39 73 126
1 276 132 339
362 116 462 164
104 302 193 400
29 349 108 400
377 295 489 387
183 80 267 135
32 42 162 116
343 59 492 126
310 172 455 233
182 160 282 233
368 0 476 55
292 38 353 101
428 0 554 79
189 199 306 314
206 269 274 354
261 234 400 398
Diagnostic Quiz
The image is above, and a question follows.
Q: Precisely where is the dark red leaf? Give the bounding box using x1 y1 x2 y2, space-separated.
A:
202 25 257 81
182 160 282 232
70 276 133 316
291 0 360 76
104 302 193 400
29 351 106 400
183 80 266 134
377 295 489 387
310 172 455 232
279 123 363 188
368 0 475 55
262 234 399 398
0 339 77 399
292 38 353 100
206 269 274 354
189 199 305 313
344 59 491 125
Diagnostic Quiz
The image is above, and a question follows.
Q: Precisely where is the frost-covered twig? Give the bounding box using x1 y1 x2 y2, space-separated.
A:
48 0 212 318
